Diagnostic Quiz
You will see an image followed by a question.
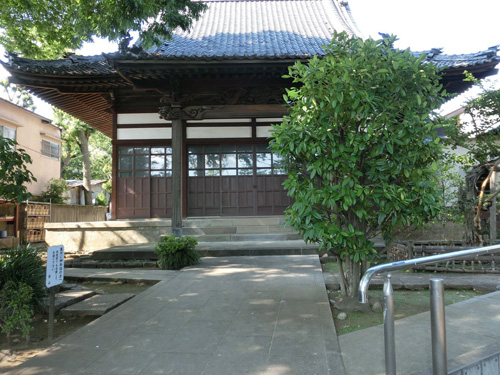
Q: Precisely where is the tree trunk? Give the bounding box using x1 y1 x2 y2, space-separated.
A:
474 160 500 245
339 256 362 299
464 174 478 245
79 130 92 205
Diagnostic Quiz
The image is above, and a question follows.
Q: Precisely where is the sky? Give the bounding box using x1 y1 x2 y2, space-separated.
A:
1 0 499 118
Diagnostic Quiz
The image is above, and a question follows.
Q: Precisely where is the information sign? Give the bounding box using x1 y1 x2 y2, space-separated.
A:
46 245 65 288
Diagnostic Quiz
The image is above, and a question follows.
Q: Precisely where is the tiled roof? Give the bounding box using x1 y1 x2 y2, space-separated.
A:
2 54 116 76
0 0 497 76
143 0 361 60
414 46 500 69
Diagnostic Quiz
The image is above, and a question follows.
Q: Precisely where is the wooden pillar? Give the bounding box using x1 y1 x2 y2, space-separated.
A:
490 169 497 242
111 112 118 220
171 106 183 236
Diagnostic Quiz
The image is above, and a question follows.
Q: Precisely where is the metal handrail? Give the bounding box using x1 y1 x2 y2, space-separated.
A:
358 243 500 375
359 243 500 304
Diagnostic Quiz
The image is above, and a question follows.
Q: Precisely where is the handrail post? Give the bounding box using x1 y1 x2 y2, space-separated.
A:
430 278 447 375
384 274 396 375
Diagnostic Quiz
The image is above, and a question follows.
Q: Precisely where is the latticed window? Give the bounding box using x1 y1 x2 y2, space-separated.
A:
118 147 173 177
41 140 60 159
0 125 16 140
187 145 286 177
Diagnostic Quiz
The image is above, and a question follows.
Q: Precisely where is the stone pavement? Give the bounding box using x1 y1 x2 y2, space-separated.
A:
6 255 344 375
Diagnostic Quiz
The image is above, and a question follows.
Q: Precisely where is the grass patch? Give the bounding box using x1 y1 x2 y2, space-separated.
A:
79 280 154 294
322 260 485 335
332 289 483 335
322 261 339 274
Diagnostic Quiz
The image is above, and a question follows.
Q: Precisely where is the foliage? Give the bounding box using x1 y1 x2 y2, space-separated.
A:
0 281 34 343
0 80 36 111
88 131 112 181
0 136 36 203
0 245 46 307
55 109 110 205
55 109 112 179
40 178 68 204
444 74 500 166
94 191 108 206
102 180 112 194
271 32 445 298
154 235 199 270
55 109 93 178
0 0 206 59
431 151 468 225
442 74 500 244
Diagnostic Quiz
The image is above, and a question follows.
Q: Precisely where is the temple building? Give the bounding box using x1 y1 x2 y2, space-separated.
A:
2 0 499 234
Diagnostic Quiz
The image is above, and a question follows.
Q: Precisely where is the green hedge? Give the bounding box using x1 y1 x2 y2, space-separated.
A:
155 235 199 270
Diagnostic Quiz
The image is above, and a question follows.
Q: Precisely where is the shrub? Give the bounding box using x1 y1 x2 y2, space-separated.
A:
0 281 34 344
0 245 46 307
154 235 199 270
40 178 68 204
94 191 107 206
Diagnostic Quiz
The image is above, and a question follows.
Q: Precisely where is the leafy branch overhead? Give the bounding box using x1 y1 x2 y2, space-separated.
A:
0 80 36 111
0 0 207 58
271 32 445 298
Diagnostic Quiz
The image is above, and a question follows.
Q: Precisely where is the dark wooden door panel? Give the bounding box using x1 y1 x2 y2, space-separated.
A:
116 177 151 219
186 144 291 217
151 177 172 218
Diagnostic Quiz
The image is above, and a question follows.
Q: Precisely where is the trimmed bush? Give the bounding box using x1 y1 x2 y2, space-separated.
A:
0 245 46 307
155 235 199 270
0 281 34 343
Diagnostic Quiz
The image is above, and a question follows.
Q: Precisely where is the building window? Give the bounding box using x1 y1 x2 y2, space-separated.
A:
188 144 286 177
42 140 60 159
118 146 173 177
0 125 16 140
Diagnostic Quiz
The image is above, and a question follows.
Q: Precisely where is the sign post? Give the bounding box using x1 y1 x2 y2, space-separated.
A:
45 245 64 344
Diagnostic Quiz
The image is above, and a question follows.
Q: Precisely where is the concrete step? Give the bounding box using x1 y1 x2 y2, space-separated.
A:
60 293 135 317
42 285 96 313
181 217 295 237
85 240 319 263
168 233 301 242
183 216 287 228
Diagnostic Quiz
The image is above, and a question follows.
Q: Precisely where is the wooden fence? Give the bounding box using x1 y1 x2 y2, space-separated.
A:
50 204 107 223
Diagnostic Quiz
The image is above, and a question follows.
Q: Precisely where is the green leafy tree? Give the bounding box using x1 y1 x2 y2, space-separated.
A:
54 109 94 205
272 32 445 299
0 137 36 203
40 178 69 204
0 0 206 58
61 127 112 181
88 131 112 181
0 80 36 111
443 76 500 244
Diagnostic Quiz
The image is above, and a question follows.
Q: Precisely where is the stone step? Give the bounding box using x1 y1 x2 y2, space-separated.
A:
86 240 318 263
42 285 96 313
161 233 301 242
60 293 135 317
182 216 287 228
181 225 296 236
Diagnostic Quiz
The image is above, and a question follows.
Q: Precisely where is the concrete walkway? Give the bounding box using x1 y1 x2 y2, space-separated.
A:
6 255 343 375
